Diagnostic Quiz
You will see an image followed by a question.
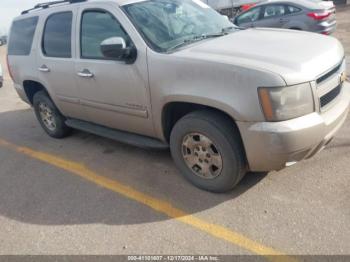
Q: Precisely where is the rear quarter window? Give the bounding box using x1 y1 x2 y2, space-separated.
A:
8 16 38 56
287 5 302 14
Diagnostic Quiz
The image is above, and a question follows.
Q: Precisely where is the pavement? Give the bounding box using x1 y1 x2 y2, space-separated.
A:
0 7 349 260
333 5 350 77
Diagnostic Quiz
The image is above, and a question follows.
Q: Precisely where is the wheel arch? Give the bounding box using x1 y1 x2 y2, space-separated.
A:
22 80 50 105
161 100 243 144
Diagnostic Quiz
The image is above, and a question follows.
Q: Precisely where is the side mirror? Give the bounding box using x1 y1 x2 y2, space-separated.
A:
100 37 137 64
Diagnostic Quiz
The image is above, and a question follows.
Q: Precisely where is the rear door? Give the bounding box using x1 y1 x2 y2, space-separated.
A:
36 7 88 120
254 4 289 28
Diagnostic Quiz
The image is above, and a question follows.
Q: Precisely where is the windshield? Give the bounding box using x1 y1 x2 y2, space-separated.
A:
122 0 235 52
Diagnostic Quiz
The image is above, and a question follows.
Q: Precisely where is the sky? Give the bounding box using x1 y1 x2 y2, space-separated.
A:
0 0 39 35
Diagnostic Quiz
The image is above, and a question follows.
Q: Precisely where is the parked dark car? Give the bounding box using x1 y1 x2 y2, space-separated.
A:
0 64 3 88
0 36 7 45
233 0 336 35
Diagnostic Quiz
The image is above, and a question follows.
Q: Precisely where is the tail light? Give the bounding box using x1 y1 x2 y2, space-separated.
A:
6 55 14 81
307 11 331 20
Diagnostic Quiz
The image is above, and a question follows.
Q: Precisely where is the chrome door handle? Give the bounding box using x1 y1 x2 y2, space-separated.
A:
38 65 50 72
77 69 94 78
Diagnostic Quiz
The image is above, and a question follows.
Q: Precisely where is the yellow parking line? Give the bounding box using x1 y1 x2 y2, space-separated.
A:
0 138 296 262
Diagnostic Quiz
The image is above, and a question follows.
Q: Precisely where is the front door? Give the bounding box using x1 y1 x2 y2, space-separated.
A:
75 3 154 137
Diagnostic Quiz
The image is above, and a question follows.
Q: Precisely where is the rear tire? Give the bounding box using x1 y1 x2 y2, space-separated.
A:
170 110 247 193
33 90 71 138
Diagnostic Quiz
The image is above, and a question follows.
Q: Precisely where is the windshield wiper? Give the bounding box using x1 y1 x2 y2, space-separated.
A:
222 26 244 33
221 26 235 33
167 33 225 52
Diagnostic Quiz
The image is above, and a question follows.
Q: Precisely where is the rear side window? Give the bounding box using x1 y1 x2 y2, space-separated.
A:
263 5 286 18
42 12 72 58
8 17 38 56
287 5 302 14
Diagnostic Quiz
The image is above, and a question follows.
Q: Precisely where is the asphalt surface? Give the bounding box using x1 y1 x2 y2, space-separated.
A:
0 7 349 258
333 6 350 76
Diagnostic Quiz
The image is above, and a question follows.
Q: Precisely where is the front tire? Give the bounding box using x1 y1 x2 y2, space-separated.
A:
170 110 247 193
33 90 71 138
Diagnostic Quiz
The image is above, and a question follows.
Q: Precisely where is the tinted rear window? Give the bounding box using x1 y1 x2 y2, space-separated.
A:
42 12 72 58
8 17 38 56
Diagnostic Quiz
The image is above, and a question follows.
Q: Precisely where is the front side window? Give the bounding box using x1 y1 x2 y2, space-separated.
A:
236 7 262 24
123 0 235 52
42 12 72 58
8 17 38 56
263 5 286 18
81 10 129 59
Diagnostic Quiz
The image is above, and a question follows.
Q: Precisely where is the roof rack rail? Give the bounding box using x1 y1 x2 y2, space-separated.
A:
21 0 86 15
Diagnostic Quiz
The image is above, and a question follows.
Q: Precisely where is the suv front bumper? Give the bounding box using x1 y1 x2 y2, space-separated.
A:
237 81 350 172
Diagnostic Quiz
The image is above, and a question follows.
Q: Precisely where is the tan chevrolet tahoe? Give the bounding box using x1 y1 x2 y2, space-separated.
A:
7 0 350 192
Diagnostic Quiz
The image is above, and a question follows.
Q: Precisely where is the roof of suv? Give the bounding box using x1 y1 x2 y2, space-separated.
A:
20 0 146 16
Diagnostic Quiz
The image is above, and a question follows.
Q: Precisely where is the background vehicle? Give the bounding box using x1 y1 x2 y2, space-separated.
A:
234 0 336 35
7 0 349 193
0 36 7 45
0 64 3 88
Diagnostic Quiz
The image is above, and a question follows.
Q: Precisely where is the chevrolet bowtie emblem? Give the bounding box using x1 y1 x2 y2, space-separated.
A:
340 72 347 84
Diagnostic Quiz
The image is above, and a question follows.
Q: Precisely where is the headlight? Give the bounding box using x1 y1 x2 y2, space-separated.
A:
258 82 314 122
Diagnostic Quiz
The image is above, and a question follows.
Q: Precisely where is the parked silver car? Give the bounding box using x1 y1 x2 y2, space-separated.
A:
234 0 336 35
7 0 349 192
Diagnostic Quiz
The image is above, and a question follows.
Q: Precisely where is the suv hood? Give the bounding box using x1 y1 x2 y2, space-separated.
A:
175 28 344 85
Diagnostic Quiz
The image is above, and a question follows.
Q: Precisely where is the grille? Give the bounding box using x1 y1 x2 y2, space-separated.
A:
320 84 342 108
316 62 342 84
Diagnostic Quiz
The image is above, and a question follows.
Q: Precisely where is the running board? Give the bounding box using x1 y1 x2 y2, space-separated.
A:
65 119 169 150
